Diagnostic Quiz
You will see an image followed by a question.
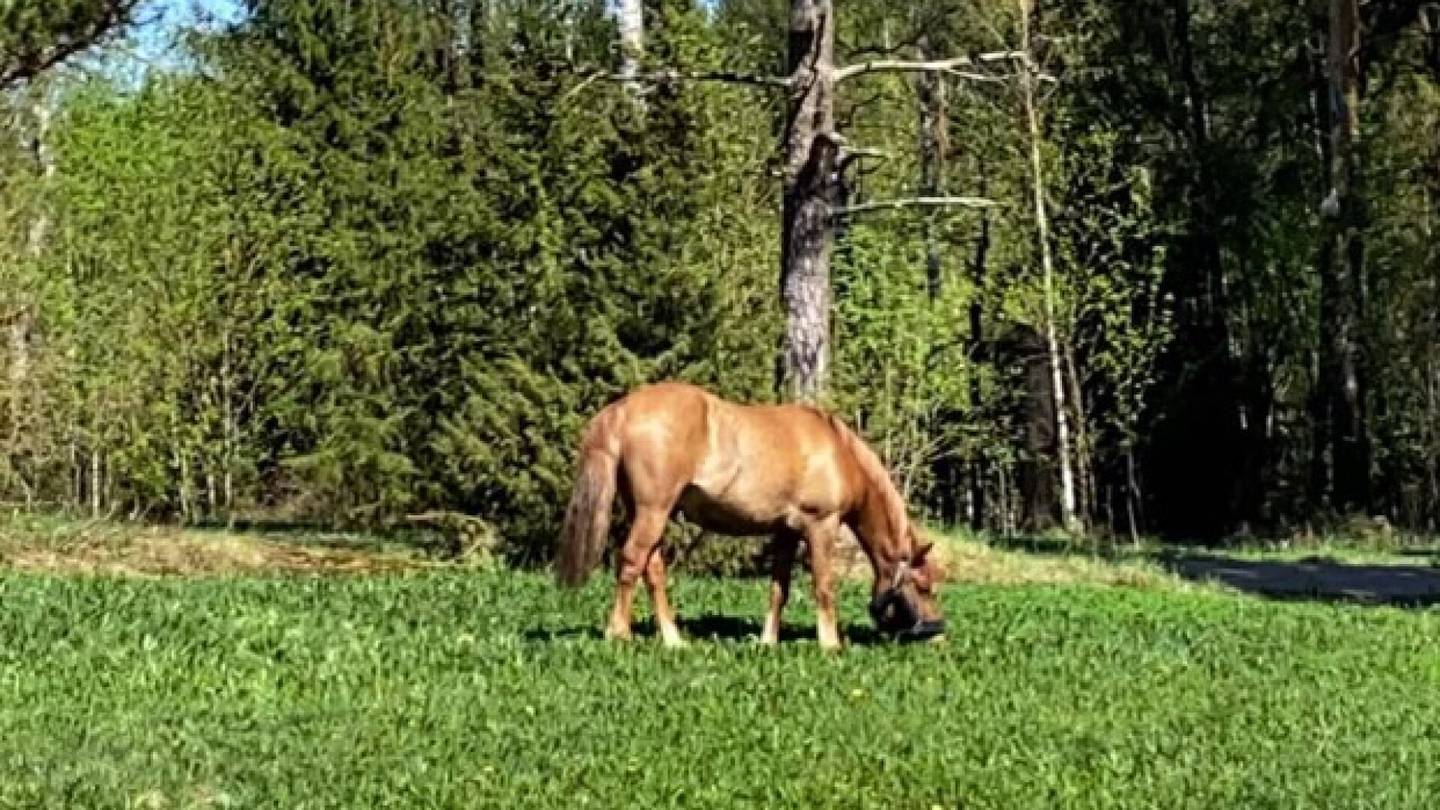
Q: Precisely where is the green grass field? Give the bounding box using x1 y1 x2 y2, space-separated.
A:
3 542 1439 809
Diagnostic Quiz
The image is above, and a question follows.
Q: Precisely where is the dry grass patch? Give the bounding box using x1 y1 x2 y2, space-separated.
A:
929 537 1181 588
833 529 1186 590
2 513 1186 590
0 519 429 577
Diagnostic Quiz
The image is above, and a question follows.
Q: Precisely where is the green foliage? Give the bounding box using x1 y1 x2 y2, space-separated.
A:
1 0 780 560
1365 49 1440 527
832 224 976 501
3 0 1440 558
0 569 1437 807
6 74 303 518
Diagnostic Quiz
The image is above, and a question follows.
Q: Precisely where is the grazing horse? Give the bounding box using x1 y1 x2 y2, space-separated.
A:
554 382 945 650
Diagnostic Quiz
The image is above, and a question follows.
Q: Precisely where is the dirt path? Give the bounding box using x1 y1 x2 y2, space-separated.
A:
1159 552 1440 607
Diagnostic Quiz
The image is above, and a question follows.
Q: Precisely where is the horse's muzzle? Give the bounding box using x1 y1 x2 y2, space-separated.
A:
896 619 946 643
868 588 945 643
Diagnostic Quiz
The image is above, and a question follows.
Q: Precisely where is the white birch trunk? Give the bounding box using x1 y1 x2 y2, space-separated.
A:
617 0 644 108
1018 0 1080 533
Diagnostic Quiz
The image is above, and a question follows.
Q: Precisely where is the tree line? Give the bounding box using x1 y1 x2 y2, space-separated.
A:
1 0 1438 562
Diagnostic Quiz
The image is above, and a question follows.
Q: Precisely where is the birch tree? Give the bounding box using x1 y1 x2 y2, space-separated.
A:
2 0 140 437
1016 0 1080 533
616 0 644 107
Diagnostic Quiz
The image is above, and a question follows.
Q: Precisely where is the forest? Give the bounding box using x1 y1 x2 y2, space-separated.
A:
2 0 1439 564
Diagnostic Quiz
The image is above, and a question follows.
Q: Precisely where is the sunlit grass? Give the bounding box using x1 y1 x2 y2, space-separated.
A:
1 563 1437 808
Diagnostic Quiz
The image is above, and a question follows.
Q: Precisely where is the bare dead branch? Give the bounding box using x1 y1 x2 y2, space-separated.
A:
565 66 792 91
835 50 1034 82
839 146 889 163
834 196 1002 216
648 67 792 87
837 146 889 178
0 0 144 89
558 71 607 104
948 70 1012 82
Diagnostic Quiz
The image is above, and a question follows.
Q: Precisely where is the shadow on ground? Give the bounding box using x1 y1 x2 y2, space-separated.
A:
980 534 1094 557
524 614 891 646
1157 551 1440 608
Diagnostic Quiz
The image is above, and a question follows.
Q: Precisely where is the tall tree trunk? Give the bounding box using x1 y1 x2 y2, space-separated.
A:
8 93 52 406
1173 0 1225 319
1018 0 1080 533
779 0 837 402
916 32 948 301
616 0 644 109
1315 0 1372 514
435 0 469 93
90 449 101 518
968 170 991 529
1427 7 1440 77
1306 8 1335 516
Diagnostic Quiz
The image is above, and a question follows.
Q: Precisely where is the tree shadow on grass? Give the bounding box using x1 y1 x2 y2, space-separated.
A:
1392 548 1440 562
980 533 1147 562
185 519 406 550
1155 551 1440 608
523 614 891 646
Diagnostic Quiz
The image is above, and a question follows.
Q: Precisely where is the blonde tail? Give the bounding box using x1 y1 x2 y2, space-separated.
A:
554 409 621 587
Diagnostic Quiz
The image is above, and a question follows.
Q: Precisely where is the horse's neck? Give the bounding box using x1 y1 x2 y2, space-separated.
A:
818 412 912 569
842 441 909 567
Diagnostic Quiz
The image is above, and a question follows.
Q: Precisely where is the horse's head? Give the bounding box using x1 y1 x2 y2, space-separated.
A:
868 529 945 642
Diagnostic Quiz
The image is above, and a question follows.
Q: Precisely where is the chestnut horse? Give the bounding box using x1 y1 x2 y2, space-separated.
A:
554 381 945 649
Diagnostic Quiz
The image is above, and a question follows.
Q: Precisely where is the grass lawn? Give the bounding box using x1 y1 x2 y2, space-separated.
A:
1 523 1438 808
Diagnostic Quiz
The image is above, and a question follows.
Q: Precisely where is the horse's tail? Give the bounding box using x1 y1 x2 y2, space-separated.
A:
555 404 623 588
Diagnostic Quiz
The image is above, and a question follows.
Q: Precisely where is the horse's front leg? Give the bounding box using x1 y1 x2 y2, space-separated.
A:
761 532 799 645
804 521 842 651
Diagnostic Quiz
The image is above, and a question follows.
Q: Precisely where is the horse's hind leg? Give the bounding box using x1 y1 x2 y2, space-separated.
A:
761 532 799 645
643 548 684 647
605 506 669 643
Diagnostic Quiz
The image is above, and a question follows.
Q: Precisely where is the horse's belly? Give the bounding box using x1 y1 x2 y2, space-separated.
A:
676 487 785 536
679 407 840 536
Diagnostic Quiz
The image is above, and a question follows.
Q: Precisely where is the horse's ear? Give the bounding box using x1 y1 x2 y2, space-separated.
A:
912 541 934 564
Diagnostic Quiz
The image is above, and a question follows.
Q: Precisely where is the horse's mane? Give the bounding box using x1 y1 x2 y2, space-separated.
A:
823 412 910 558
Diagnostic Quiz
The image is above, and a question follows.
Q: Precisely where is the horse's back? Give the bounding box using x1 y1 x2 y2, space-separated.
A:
615 381 846 461
664 386 857 534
